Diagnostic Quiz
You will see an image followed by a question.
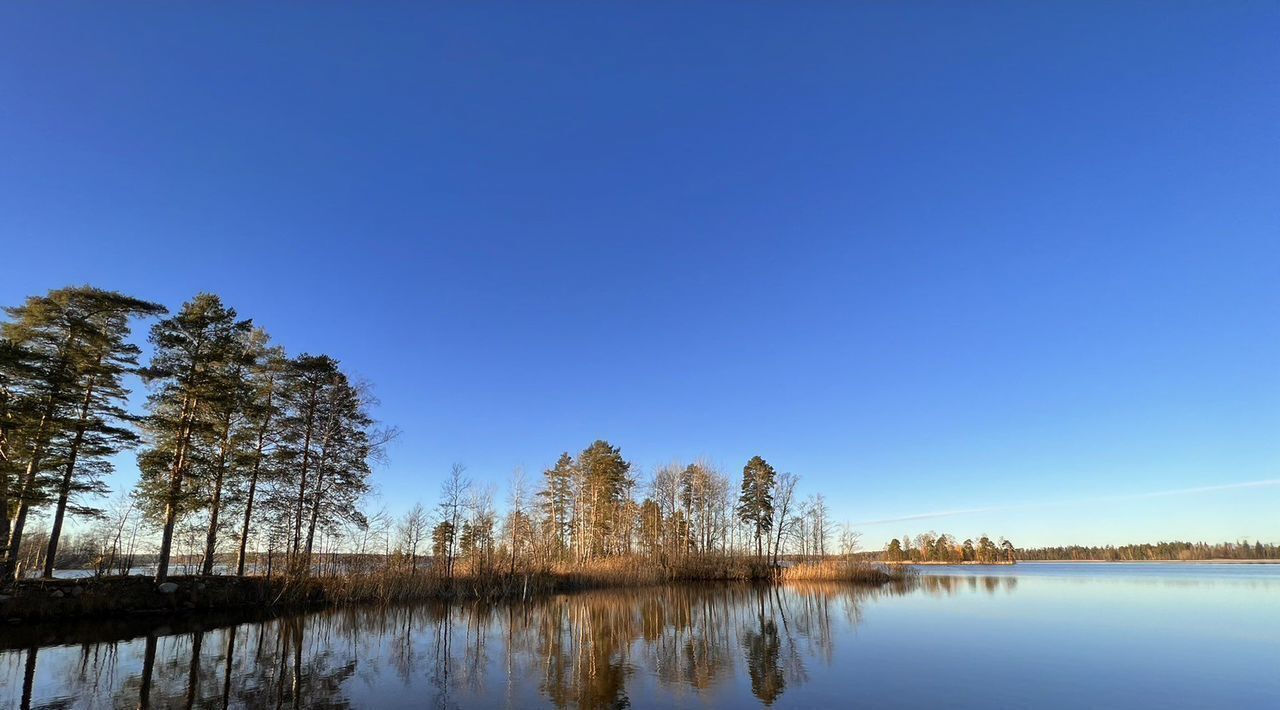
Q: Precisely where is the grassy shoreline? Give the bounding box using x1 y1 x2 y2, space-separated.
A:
0 557 913 623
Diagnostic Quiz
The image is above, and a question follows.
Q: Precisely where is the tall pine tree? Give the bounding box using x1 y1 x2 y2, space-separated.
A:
195 324 261 575
233 333 286 575
538 452 575 557
578 440 631 558
137 294 251 581
737 455 776 559
0 287 163 582
269 354 381 576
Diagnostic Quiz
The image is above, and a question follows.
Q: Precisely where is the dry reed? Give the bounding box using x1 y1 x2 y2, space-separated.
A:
298 555 910 606
778 559 916 584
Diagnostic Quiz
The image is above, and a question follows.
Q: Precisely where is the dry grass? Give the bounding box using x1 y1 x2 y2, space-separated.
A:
306 555 781 605
310 556 762 604
1 556 916 620
301 556 909 606
779 559 916 585
552 555 772 586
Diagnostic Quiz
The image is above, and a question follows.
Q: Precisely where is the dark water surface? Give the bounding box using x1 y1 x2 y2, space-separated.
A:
3 563 1277 708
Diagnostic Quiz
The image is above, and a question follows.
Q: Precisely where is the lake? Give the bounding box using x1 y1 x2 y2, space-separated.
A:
3 563 1277 708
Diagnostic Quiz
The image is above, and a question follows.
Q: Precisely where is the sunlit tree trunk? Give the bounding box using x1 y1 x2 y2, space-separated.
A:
2 394 56 582
42 371 98 577
200 413 235 575
156 391 196 582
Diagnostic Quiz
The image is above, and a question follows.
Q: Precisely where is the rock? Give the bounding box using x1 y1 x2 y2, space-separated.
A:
70 586 83 597
0 595 10 603
50 590 64 599
157 582 179 594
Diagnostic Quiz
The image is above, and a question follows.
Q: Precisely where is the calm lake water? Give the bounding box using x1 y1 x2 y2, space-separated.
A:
3 563 1277 708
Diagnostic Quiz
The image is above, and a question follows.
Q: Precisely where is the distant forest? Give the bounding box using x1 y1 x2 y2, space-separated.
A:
864 536 1280 563
1016 540 1279 561
877 532 1016 563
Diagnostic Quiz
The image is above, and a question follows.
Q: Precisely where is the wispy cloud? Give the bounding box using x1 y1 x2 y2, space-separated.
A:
850 478 1280 527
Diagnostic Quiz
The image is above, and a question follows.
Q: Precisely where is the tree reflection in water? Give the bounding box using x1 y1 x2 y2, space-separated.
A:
0 578 970 709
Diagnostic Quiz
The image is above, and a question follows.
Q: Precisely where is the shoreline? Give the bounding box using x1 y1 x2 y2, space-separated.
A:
1016 559 1280 564
1 559 909 625
877 558 1280 565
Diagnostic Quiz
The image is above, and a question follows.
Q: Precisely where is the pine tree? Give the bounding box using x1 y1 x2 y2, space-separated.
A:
736 456 775 559
431 520 455 561
538 452 575 557
234 336 286 575
136 294 251 582
977 535 997 563
0 338 40 578
196 325 261 574
272 354 337 568
638 497 662 558
577 440 632 558
0 287 163 582
269 354 381 575
300 368 376 569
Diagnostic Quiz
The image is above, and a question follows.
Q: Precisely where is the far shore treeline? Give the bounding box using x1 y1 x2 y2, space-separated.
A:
1015 540 1279 561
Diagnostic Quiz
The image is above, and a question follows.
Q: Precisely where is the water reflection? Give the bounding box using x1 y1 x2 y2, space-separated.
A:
1 582 914 709
6 567 1275 709
912 573 1019 597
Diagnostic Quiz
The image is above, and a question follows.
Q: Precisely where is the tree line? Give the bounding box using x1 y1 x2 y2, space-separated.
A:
2 286 849 585
880 532 1016 563
395 445 844 580
1016 540 1279 561
1 286 390 583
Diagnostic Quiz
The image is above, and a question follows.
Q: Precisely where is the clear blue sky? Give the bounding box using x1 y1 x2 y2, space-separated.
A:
2 3 1277 547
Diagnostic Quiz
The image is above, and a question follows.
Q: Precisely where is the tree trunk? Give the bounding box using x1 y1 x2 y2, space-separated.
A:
291 385 317 566
156 393 196 582
236 381 275 576
2 395 56 583
43 376 100 577
0 419 15 578
301 415 335 574
303 462 326 570
773 525 782 568
235 447 263 576
509 517 517 576
0 495 10 582
201 415 234 575
42 449 79 578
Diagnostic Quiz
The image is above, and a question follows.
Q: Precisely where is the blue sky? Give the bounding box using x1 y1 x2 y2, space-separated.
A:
2 3 1277 547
